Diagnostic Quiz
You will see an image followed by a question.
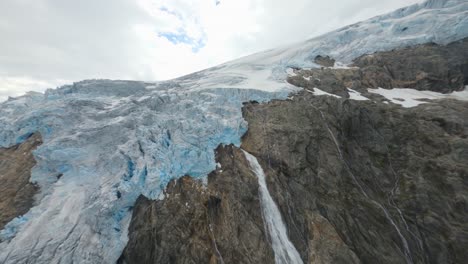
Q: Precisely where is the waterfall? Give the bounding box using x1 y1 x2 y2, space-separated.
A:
242 150 303 264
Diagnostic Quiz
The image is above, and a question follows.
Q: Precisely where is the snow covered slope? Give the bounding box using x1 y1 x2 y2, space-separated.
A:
1 0 467 263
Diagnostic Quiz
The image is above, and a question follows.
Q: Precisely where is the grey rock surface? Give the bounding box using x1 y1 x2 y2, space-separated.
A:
314 55 336 67
288 38 468 95
241 90 468 264
353 39 468 93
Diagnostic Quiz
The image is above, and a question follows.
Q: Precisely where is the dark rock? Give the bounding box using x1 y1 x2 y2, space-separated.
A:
315 55 336 67
288 67 361 98
0 133 42 231
353 38 468 93
241 91 468 264
289 38 468 97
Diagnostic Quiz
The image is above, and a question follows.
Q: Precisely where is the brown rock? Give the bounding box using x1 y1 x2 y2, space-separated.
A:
0 133 42 231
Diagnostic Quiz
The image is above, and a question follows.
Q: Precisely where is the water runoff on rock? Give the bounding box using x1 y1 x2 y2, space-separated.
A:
242 150 303 264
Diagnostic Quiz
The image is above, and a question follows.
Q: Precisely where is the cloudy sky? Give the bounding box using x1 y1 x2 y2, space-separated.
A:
0 0 423 101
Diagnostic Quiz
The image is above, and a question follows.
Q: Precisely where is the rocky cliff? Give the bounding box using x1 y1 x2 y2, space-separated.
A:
120 39 468 263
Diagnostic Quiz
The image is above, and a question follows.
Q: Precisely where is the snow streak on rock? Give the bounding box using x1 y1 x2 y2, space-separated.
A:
368 86 468 107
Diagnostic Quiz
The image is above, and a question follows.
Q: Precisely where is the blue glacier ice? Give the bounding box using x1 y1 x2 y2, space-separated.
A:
0 81 293 264
1 0 467 263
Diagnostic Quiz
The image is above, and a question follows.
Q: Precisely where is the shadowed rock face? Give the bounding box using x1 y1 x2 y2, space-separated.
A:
241 91 468 264
289 38 468 95
353 39 468 93
121 39 468 263
0 133 42 231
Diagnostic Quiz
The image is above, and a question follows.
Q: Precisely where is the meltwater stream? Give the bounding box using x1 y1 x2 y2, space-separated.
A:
242 150 303 264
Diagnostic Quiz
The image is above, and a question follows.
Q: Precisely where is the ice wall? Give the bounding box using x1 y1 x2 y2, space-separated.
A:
0 81 291 263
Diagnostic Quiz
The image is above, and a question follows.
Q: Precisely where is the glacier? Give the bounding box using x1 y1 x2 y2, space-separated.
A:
1 0 468 263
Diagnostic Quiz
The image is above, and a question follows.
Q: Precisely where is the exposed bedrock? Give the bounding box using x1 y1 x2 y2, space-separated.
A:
289 38 468 95
0 133 42 232
121 39 468 264
241 92 468 264
314 55 336 68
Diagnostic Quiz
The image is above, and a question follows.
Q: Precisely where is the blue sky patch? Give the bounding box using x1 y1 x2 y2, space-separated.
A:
158 31 206 53
158 7 206 53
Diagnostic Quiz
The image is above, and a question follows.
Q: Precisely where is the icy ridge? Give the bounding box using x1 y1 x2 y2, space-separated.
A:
1 0 468 263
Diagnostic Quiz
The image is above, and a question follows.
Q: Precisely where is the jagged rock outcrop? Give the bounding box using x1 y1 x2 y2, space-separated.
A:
289 38 468 95
314 55 336 67
353 39 468 93
0 133 42 231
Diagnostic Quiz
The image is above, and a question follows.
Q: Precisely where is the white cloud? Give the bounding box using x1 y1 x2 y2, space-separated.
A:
0 76 61 102
0 0 423 100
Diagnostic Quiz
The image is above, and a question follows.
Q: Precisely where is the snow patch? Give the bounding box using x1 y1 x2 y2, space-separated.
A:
332 62 357 69
286 68 297 77
347 88 369 101
368 86 468 107
307 88 341 98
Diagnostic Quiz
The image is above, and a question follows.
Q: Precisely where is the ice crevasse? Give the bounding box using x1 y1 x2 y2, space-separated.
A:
0 0 468 263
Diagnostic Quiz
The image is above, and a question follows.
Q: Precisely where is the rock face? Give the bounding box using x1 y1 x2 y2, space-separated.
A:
314 55 336 67
119 146 275 264
289 38 468 95
121 39 468 264
0 133 42 231
353 39 468 93
241 92 468 264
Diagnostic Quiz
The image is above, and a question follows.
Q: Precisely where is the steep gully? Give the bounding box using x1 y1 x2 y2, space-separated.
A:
120 38 468 263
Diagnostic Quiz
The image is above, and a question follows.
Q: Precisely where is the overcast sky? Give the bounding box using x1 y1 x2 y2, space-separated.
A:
0 0 423 101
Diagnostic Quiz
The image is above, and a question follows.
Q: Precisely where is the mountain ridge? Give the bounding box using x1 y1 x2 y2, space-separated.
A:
1 0 468 263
